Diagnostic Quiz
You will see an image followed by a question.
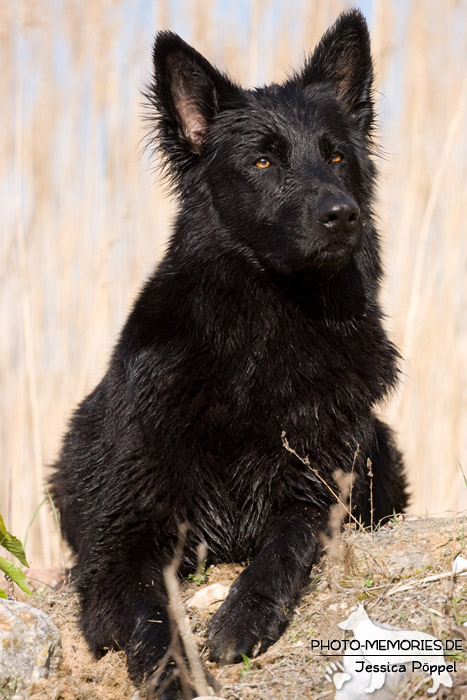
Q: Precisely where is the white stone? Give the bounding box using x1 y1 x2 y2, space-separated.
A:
0 599 61 699
187 583 230 609
453 555 467 574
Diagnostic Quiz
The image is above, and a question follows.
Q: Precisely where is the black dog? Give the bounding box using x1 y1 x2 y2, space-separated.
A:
50 8 408 697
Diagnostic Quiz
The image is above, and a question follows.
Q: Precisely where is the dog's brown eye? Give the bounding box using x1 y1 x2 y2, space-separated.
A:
255 157 271 169
330 152 343 163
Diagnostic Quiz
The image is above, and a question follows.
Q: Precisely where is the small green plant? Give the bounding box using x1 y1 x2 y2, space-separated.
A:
394 610 408 623
449 596 467 626
363 574 374 588
240 653 251 680
0 676 18 699
0 513 32 598
445 650 466 663
459 463 467 491
187 559 213 586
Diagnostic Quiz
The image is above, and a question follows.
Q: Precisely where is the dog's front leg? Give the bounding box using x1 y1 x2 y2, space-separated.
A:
208 507 322 663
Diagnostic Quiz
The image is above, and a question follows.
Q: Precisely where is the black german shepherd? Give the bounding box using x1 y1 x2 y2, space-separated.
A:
50 9 408 697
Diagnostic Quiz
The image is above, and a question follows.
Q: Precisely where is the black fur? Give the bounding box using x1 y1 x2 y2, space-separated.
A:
50 9 408 698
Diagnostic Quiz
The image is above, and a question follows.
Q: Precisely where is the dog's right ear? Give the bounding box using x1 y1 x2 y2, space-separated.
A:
148 33 240 170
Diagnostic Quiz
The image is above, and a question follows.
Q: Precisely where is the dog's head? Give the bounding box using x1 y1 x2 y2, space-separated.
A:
148 10 377 274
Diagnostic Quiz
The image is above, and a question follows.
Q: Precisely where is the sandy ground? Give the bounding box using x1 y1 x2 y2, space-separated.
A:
14 515 467 699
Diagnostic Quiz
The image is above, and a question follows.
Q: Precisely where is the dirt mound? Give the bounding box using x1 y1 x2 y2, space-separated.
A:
21 516 467 699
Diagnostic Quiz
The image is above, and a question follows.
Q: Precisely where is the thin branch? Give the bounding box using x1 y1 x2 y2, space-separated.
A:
387 570 467 597
281 432 364 532
163 523 210 697
367 458 374 532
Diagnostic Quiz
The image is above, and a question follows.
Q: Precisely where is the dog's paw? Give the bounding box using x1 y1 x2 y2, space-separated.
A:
207 590 289 664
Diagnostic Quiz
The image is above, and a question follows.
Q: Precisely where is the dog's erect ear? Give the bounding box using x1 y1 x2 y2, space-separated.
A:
296 10 374 133
150 32 240 158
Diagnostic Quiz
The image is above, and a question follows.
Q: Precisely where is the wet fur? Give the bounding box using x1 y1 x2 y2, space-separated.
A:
50 9 408 697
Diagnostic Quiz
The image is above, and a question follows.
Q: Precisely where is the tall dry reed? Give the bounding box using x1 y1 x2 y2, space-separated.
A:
1 0 466 566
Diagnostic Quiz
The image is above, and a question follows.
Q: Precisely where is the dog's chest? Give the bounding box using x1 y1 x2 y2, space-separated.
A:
229 317 389 421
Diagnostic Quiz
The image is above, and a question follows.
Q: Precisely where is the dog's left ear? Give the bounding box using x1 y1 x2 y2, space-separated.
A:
296 10 374 133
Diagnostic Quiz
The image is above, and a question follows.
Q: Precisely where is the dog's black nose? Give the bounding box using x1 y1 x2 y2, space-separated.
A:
317 194 360 233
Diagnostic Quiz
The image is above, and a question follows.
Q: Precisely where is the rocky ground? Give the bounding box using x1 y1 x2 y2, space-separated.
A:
6 515 467 699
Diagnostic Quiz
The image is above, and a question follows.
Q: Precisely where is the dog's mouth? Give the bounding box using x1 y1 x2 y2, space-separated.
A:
315 232 362 266
321 241 351 255
256 229 362 275
269 249 353 274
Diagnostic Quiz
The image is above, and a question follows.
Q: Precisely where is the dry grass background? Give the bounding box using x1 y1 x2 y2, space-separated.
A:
1 0 466 568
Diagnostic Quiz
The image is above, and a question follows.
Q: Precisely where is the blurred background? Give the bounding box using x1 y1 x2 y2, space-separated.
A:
1 0 466 567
